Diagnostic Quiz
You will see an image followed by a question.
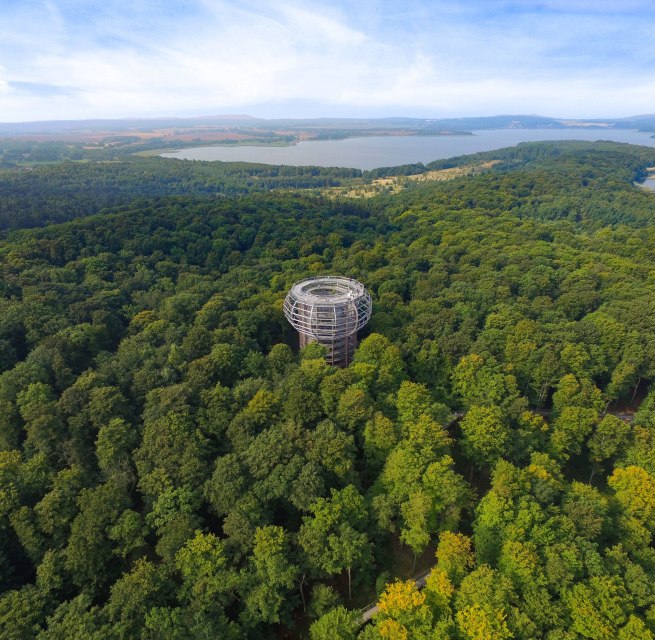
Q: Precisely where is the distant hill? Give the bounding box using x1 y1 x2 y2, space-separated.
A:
2 113 655 137
0 114 258 136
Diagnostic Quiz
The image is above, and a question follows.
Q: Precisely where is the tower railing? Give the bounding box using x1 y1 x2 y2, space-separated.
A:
283 276 372 367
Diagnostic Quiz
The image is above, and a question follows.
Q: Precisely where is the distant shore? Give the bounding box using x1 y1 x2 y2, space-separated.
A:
636 166 655 192
140 129 475 156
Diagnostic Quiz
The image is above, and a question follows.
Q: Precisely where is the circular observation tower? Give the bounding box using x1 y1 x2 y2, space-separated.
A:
283 276 372 367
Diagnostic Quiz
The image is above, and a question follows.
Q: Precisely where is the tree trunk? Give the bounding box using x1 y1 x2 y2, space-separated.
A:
298 572 306 612
539 382 549 403
348 566 352 601
631 377 641 403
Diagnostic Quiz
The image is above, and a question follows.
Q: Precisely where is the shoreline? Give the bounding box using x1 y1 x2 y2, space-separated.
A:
151 131 475 157
636 167 655 192
155 129 655 171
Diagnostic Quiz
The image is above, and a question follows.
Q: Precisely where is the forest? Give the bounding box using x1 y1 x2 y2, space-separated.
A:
2 140 655 639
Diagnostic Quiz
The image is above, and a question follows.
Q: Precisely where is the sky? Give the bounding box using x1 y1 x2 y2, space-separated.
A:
0 0 654 122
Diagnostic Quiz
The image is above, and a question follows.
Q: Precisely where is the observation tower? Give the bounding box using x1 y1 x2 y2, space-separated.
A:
283 276 372 367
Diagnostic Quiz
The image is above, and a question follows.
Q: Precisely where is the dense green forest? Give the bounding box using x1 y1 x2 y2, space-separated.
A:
2 141 655 639
0 153 364 232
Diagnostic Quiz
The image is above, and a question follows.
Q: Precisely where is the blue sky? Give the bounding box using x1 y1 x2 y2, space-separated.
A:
0 0 653 122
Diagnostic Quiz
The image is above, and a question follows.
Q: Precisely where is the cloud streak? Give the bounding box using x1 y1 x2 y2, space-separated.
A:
0 0 653 121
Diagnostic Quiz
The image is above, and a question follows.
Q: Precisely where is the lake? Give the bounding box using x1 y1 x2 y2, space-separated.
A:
161 128 655 170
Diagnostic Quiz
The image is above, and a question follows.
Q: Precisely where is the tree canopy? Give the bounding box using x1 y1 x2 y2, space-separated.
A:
2 140 655 638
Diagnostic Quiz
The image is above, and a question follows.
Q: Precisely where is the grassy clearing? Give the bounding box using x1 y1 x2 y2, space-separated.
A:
324 160 501 198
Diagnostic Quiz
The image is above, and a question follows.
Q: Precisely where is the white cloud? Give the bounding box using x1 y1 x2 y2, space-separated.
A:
0 0 653 121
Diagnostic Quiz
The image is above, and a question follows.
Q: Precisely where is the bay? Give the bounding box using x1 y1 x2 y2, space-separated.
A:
161 128 655 170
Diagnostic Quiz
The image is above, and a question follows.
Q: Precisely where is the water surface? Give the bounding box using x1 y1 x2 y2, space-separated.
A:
161 129 655 170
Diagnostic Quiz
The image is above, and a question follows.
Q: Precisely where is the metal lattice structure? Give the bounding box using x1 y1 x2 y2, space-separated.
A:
283 276 372 367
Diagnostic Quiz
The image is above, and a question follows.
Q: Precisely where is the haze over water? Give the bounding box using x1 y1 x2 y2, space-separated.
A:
161 129 655 170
